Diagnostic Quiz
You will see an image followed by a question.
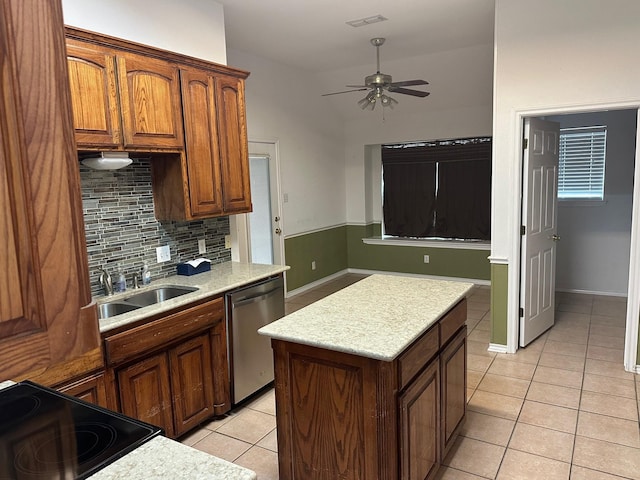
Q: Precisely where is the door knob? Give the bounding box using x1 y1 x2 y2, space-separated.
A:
275 228 282 235
551 234 561 241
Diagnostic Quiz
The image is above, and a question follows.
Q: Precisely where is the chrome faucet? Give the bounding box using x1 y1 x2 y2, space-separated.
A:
98 268 113 296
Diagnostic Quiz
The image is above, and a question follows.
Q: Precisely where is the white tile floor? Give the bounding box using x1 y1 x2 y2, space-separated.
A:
180 276 640 480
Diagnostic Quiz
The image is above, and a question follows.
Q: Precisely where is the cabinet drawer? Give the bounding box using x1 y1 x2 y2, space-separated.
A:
439 299 466 347
104 298 223 366
398 324 439 390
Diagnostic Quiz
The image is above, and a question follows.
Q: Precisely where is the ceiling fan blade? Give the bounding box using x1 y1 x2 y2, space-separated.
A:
322 88 369 97
345 84 368 88
387 87 430 98
389 79 429 87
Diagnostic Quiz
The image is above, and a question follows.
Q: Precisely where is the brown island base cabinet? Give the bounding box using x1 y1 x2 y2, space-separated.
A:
271 299 467 480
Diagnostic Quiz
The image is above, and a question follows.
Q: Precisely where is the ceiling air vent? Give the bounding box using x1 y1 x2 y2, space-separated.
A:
346 15 388 28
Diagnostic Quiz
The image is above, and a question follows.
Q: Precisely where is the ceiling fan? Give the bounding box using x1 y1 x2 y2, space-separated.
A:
322 37 430 110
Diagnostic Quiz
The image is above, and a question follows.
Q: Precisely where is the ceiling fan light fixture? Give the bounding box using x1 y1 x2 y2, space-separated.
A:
380 94 398 108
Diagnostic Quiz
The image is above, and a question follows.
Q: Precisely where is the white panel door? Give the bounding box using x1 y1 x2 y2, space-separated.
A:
247 142 284 265
520 118 560 347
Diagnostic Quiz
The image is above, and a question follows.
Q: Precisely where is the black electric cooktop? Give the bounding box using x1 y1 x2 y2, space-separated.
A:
0 381 162 479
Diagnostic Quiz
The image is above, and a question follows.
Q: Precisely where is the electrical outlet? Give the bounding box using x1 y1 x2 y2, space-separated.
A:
423 254 430 263
311 260 316 270
156 245 171 263
224 235 231 249
198 238 206 254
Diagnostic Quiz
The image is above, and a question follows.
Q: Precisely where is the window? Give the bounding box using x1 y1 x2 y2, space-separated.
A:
381 137 491 241
558 126 607 200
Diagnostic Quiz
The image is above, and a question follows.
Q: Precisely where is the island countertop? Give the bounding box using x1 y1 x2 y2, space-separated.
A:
258 274 474 361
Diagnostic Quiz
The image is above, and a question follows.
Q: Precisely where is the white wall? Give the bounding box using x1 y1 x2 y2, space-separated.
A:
550 110 636 296
227 49 347 237
493 0 640 352
61 0 227 64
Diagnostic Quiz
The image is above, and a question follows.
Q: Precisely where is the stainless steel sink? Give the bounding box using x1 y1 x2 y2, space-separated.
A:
98 302 140 319
123 285 198 307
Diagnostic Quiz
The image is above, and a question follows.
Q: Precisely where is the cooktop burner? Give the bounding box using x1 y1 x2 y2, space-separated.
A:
0 381 162 479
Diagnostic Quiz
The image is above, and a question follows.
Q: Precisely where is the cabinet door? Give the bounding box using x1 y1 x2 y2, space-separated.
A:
0 0 101 385
215 75 252 214
58 372 108 408
210 314 231 416
180 68 223 217
66 40 121 148
117 52 184 149
440 327 467 459
118 353 175 437
169 334 215 437
399 358 440 480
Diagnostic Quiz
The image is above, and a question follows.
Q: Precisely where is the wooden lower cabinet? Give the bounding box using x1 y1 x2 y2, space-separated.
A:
273 299 467 480
103 297 229 439
117 333 216 438
57 372 109 409
440 327 467 459
169 334 215 436
399 359 440 480
118 352 175 436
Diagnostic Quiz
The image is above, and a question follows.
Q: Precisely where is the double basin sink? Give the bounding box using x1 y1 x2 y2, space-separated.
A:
98 286 199 319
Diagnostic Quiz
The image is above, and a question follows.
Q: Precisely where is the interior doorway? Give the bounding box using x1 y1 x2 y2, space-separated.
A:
247 141 284 266
517 107 639 372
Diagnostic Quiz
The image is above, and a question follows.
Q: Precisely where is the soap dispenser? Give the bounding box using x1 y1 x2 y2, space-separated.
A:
115 266 127 293
142 262 151 285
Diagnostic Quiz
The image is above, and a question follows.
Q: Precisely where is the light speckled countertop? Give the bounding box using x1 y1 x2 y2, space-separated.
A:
259 274 474 361
88 436 256 480
98 261 289 333
0 381 257 480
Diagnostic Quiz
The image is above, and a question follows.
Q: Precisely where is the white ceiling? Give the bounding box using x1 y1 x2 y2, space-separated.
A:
217 0 495 73
218 0 495 120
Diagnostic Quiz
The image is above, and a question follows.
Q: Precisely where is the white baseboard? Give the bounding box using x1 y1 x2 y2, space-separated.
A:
488 343 508 354
285 269 349 298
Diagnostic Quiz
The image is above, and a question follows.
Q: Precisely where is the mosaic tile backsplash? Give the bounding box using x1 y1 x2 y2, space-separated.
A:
80 158 231 298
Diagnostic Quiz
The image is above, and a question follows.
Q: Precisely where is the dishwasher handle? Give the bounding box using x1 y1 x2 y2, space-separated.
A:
231 285 282 308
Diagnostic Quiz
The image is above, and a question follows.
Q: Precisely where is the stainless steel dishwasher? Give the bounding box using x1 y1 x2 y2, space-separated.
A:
225 275 285 405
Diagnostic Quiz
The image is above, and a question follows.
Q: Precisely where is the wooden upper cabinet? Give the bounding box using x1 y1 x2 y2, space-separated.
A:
66 40 121 148
180 68 224 217
65 36 184 151
152 68 252 221
64 28 251 220
117 52 184 149
215 75 252 214
0 0 101 386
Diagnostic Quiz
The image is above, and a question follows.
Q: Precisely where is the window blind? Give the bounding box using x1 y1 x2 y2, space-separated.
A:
558 126 607 199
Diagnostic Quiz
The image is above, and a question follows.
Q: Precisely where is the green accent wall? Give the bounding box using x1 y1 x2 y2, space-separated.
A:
346 224 490 280
284 224 491 292
284 226 348 291
490 263 509 346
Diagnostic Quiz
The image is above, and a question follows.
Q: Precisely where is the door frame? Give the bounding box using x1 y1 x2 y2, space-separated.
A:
508 102 640 373
229 138 285 266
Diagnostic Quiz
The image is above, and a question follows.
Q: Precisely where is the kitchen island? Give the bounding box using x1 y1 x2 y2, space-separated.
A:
259 274 474 480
